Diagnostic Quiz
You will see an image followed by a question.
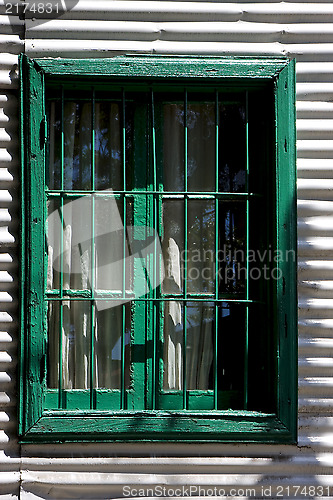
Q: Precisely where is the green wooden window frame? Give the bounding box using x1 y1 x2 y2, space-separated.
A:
19 55 297 443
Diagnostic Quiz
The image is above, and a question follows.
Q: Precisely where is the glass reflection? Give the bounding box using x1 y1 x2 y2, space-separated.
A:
218 202 246 295
158 102 185 192
218 102 246 193
217 302 245 408
64 102 91 191
186 303 214 390
47 300 91 390
95 101 122 191
95 303 131 389
48 100 61 190
187 200 215 294
187 102 215 192
162 199 184 294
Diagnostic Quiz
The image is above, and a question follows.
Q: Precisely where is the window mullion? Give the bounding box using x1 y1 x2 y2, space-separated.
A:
151 89 157 410
244 90 250 410
90 88 95 409
183 89 188 411
58 85 65 409
214 90 219 411
121 88 126 410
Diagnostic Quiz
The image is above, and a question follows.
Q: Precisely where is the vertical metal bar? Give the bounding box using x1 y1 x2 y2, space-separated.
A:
58 301 63 408
90 302 95 408
244 91 250 410
151 89 157 410
90 89 96 408
58 86 65 407
121 89 126 409
91 88 95 191
214 90 219 410
61 86 64 193
183 90 188 410
122 90 127 301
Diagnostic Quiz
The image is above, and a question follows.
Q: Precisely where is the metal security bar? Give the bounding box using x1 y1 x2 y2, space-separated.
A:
214 90 219 411
45 86 256 413
183 89 188 410
121 89 126 410
244 91 250 410
57 86 65 408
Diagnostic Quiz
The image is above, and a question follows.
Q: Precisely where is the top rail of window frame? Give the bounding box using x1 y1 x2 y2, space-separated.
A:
34 56 290 82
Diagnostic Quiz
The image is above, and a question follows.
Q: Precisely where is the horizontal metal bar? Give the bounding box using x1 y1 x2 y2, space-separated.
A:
47 190 261 197
47 290 252 300
47 95 246 104
46 296 262 304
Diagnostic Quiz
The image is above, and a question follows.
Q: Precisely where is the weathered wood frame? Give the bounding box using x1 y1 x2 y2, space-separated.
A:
19 55 297 443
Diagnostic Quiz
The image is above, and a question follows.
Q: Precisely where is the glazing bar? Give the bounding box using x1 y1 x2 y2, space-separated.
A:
214 90 219 410
90 302 95 409
47 190 258 198
244 91 250 410
47 296 260 304
58 86 65 407
58 301 63 408
121 89 126 409
183 90 188 410
151 89 157 410
183 303 187 410
121 303 126 409
61 86 64 192
90 195 95 407
90 89 96 408
122 89 126 192
91 89 95 190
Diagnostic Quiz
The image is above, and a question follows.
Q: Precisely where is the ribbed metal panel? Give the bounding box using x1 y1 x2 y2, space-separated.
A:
0 1 332 498
0 89 20 499
0 11 22 500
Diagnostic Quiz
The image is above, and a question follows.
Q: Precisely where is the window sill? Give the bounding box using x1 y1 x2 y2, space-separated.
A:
21 410 296 444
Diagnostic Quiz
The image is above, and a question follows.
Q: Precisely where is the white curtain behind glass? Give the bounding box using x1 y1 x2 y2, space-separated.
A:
162 103 215 391
48 99 215 392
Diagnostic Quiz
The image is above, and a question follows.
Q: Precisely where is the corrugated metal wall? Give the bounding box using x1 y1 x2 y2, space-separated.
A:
0 4 23 499
1 1 333 498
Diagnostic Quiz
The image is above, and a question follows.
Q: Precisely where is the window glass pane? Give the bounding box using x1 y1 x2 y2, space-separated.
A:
124 97 148 190
94 196 124 292
47 300 91 390
47 99 61 190
95 100 122 191
95 302 131 389
158 102 184 192
163 301 183 390
217 302 245 409
47 300 60 388
62 197 92 290
218 101 246 193
162 198 184 294
187 199 215 294
163 301 215 392
187 102 215 192
62 300 91 389
46 198 60 291
186 302 214 390
218 201 246 295
64 101 91 191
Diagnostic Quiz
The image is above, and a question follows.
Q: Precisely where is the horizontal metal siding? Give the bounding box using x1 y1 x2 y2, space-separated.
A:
0 1 331 498
0 8 22 499
0 93 20 498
